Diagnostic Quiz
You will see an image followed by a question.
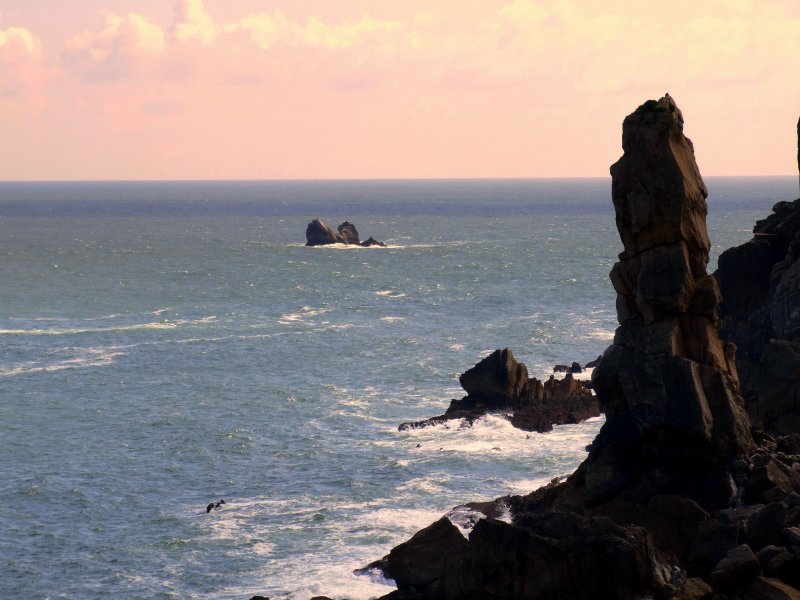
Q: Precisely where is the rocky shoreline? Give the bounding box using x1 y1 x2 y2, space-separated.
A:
355 96 800 600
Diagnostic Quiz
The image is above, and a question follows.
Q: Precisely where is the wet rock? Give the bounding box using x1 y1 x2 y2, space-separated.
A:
399 349 599 433
371 517 468 592
585 354 603 369
435 513 668 600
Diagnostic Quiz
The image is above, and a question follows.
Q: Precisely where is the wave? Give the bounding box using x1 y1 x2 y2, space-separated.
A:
0 317 217 336
1 347 124 377
279 306 332 324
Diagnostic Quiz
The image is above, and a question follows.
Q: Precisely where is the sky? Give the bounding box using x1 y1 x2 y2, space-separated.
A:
1 0 799 180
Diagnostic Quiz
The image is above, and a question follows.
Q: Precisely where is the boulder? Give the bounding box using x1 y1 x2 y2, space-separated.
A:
374 517 468 592
744 576 800 600
710 544 761 592
675 577 714 600
746 503 789 553
305 218 342 246
435 514 668 600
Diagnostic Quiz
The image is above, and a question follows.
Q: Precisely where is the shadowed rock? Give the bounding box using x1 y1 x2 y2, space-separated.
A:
357 97 800 600
398 349 599 433
714 116 800 434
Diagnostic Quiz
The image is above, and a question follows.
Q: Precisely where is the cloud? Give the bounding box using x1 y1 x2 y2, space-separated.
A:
63 12 165 81
225 12 290 50
171 0 216 45
0 24 43 101
299 16 402 49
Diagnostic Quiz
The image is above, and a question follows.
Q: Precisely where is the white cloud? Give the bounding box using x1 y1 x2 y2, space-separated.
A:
299 16 402 49
63 12 165 81
0 25 42 60
171 0 216 45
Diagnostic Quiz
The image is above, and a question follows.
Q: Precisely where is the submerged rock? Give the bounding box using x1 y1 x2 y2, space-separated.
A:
398 348 599 433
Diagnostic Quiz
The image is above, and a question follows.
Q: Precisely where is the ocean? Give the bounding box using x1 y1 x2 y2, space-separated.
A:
1 177 796 599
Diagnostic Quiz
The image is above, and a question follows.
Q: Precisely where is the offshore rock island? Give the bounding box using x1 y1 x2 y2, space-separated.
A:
305 218 387 247
354 95 800 600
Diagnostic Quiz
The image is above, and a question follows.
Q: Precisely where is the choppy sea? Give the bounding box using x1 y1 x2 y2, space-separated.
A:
1 177 796 599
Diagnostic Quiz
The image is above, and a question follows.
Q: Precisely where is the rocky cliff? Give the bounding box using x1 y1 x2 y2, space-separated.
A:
714 121 800 435
363 97 800 600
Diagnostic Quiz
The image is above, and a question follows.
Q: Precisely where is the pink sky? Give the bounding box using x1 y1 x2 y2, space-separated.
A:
2 0 799 180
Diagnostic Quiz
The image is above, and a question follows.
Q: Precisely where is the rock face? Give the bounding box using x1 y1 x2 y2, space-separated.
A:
716 197 800 434
713 112 800 435
362 97 800 600
586 93 754 511
304 218 386 247
398 348 599 433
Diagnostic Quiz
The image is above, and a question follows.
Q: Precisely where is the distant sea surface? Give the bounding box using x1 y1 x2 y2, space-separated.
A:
1 177 796 599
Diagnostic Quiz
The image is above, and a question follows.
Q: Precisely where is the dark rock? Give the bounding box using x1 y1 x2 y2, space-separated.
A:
378 516 468 591
305 218 342 246
337 221 359 244
746 503 789 552
758 545 789 569
360 236 387 247
675 577 714 600
305 218 386 247
710 544 761 592
748 459 800 503
459 348 529 407
688 519 741 577
744 576 800 600
570 361 583 373
554 364 570 373
435 514 668 600
585 354 603 369
716 197 800 433
399 349 599 433
755 341 800 435
589 94 754 515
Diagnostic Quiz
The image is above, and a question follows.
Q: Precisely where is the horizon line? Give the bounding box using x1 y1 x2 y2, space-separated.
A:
2 174 798 185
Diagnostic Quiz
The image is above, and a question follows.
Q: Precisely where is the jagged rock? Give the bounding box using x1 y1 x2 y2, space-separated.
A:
337 221 359 244
366 98 800 600
305 218 342 246
585 354 603 369
361 517 468 592
305 217 386 247
399 349 599 433
711 544 761 592
570 361 583 373
435 513 668 600
361 236 387 247
588 94 754 512
716 196 800 432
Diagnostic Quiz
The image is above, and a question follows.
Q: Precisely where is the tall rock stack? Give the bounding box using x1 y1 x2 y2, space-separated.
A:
587 94 754 510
